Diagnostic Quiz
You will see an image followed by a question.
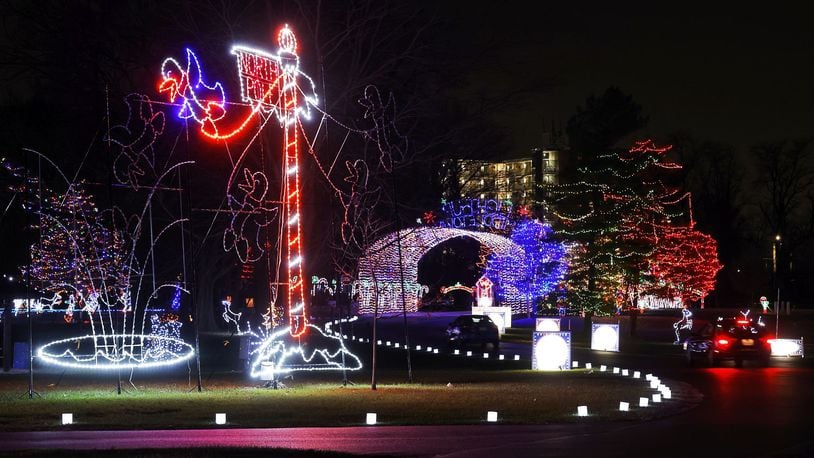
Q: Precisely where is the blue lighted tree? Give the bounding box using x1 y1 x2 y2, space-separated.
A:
482 219 567 309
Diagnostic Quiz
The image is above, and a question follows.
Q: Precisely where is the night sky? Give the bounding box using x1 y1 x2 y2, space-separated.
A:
1 1 813 303
442 2 814 154
2 2 812 154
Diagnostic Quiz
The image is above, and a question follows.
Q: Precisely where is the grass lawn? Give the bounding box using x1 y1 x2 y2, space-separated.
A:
0 356 675 431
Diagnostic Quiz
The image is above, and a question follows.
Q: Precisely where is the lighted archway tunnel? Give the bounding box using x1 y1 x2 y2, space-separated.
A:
356 227 530 314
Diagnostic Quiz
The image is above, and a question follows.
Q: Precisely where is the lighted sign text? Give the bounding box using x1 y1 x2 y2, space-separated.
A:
439 198 514 231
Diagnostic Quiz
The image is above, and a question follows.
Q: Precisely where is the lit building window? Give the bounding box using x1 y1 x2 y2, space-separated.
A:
480 193 485 199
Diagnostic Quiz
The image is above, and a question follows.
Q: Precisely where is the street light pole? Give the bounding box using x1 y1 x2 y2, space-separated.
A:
773 234 781 338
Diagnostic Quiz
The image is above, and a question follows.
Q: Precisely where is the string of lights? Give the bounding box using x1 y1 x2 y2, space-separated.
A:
544 140 721 312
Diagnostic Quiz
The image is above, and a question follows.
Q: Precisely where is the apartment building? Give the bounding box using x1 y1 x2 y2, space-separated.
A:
441 148 563 206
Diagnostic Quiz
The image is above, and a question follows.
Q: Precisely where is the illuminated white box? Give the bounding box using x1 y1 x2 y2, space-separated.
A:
572 361 579 368
633 371 641 379
377 340 382 345
652 394 662 403
663 390 672 399
619 402 629 412
532 331 572 371
416 345 422 350
259 362 275 381
613 367 620 374
650 380 659 389
215 413 227 425
591 323 620 352
535 318 561 332
487 411 498 422
514 355 520 361
499 355 505 360
466 351 473 357
622 369 629 376
454 349 460 355
433 349 439 354
645 373 652 380
770 338 805 357
577 405 588 417
483 353 489 359
426 347 433 352
585 363 592 369
639 397 649 407
472 306 512 334
394 343 400 348
61 413 73 425
366 413 377 425
358 338 364 342
600 365 607 372
386 341 391 346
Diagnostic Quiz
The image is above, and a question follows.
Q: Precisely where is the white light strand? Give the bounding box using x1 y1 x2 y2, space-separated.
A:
356 227 530 314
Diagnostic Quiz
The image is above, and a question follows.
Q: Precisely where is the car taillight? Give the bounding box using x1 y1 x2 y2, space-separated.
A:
716 338 730 347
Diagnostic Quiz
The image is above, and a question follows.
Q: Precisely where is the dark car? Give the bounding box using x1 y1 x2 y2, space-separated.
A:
684 317 772 367
445 315 500 350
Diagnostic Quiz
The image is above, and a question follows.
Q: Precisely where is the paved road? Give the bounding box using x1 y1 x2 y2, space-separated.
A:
0 424 685 456
2 314 813 457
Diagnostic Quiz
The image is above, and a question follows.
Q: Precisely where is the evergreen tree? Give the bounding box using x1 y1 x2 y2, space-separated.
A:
481 218 568 309
24 180 130 309
545 140 686 313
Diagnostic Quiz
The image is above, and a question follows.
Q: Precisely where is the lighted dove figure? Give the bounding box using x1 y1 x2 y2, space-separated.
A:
159 48 226 136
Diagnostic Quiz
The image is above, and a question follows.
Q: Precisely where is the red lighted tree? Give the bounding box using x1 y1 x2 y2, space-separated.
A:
647 224 722 304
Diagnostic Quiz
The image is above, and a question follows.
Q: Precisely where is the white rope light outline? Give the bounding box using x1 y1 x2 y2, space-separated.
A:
37 334 195 370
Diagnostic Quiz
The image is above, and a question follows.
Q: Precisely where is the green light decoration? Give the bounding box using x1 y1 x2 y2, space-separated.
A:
543 140 722 314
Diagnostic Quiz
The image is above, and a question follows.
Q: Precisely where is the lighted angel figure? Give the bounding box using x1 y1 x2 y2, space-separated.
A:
159 48 226 137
